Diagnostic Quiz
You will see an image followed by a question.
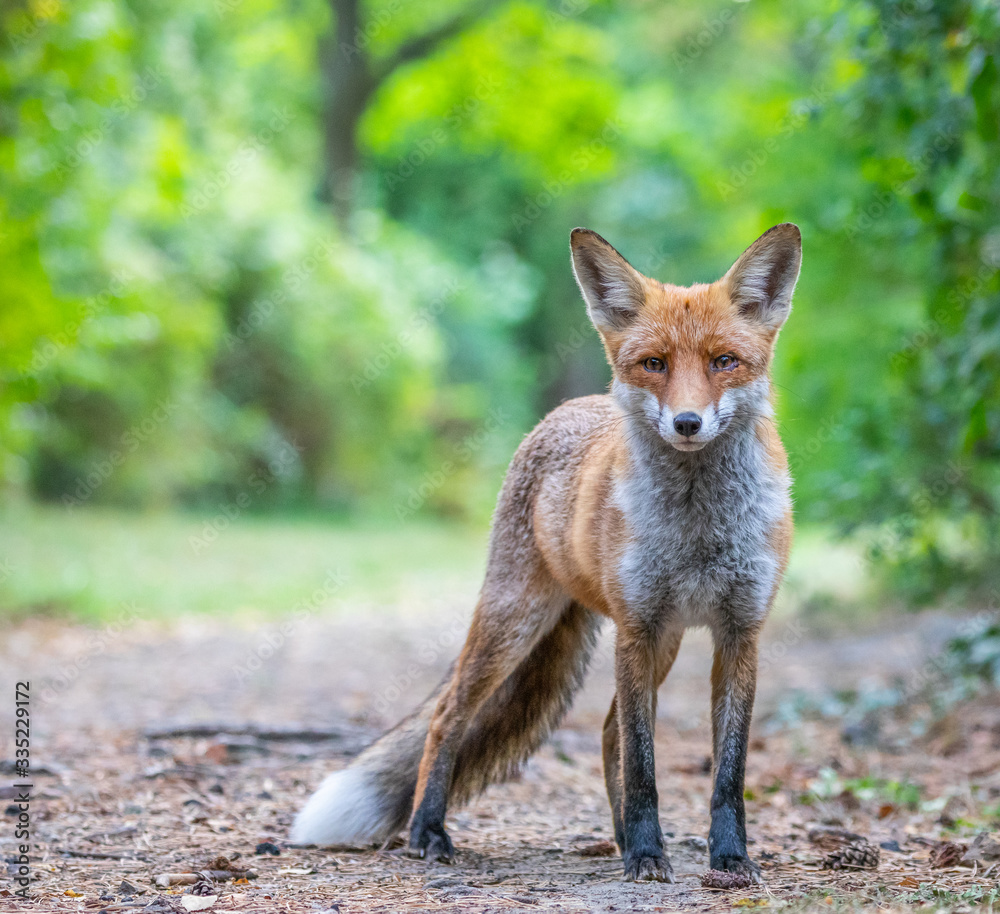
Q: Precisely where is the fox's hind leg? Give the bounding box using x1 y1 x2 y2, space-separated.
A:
601 697 623 847
408 561 570 862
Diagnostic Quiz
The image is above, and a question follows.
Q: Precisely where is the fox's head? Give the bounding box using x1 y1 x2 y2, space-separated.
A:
570 224 801 452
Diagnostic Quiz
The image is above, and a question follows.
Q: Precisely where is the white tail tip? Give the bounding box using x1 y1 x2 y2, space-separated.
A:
290 767 394 846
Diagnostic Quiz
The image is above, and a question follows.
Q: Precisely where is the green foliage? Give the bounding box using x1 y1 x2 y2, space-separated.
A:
1 0 997 608
901 884 1000 909
0 0 512 514
827 0 1000 602
948 622 1000 686
808 767 923 809
0 502 487 621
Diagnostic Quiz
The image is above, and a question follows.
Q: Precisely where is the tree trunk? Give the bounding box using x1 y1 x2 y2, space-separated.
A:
319 0 375 225
318 0 498 225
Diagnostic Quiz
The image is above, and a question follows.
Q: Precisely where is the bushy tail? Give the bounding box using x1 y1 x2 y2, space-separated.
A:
290 603 600 846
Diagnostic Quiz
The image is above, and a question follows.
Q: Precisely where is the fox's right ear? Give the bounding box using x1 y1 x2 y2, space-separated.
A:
570 228 645 332
724 223 802 330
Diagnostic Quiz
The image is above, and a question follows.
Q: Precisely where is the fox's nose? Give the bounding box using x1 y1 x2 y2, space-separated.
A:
673 412 702 437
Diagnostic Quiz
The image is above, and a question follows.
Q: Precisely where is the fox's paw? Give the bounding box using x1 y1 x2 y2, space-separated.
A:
408 822 455 864
623 851 675 882
709 854 763 885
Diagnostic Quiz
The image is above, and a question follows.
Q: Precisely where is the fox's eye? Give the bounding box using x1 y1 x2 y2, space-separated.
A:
643 357 666 372
712 354 739 371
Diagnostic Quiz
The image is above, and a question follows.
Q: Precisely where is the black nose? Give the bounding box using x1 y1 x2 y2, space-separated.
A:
673 412 702 437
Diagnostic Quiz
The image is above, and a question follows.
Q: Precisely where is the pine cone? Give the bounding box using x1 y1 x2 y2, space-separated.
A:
822 839 880 870
701 869 755 889
190 875 216 896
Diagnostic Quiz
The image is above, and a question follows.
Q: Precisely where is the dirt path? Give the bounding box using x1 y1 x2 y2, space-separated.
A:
1 606 998 912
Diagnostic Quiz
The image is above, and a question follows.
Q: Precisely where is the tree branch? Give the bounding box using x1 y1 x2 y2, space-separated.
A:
372 0 499 87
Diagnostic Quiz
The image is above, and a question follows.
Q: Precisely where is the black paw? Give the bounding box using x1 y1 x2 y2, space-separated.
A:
623 851 675 882
408 821 455 863
710 853 762 884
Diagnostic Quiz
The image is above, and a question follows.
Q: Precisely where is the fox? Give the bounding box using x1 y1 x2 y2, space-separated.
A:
292 223 801 883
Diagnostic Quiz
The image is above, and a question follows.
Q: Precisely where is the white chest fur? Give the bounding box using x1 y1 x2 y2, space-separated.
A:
614 425 790 632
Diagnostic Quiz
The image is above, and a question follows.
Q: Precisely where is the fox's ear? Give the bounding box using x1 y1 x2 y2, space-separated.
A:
724 223 801 330
570 228 645 332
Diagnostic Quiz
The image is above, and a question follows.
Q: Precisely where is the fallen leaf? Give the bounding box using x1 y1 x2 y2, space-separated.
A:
64 889 84 897
930 841 968 868
204 744 230 764
962 833 1000 864
574 840 616 857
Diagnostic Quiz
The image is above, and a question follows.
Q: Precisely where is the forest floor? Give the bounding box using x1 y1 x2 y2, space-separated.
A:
2 605 1000 913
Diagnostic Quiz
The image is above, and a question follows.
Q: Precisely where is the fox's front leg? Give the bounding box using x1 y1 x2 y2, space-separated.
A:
615 625 674 883
708 625 762 883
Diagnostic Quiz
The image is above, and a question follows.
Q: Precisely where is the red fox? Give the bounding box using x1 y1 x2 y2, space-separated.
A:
292 224 801 883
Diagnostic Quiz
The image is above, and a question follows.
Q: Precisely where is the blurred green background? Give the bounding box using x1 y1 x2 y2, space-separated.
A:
1 0 998 620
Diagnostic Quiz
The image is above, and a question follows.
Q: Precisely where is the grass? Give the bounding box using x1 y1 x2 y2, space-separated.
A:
807 768 924 810
0 501 875 625
0 502 488 623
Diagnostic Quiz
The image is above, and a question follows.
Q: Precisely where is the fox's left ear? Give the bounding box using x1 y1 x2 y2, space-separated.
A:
724 223 801 330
